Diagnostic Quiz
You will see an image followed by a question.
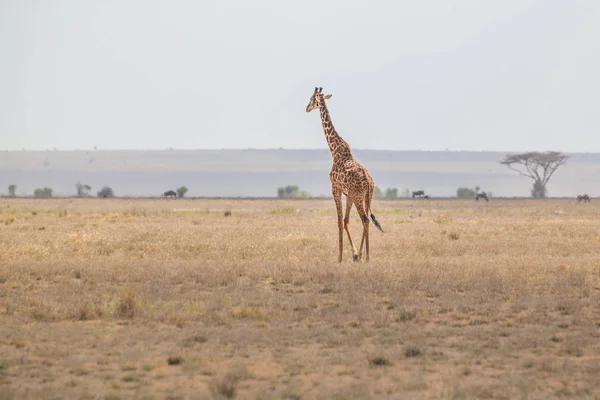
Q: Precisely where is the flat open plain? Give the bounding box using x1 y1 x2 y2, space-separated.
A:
1 197 600 399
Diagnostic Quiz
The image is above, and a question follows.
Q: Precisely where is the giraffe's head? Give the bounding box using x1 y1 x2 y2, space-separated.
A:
306 87 332 113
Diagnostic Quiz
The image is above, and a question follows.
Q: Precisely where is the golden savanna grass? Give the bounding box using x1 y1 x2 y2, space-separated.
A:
1 197 600 399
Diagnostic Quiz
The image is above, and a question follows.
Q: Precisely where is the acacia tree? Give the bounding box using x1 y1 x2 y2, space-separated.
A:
500 151 569 198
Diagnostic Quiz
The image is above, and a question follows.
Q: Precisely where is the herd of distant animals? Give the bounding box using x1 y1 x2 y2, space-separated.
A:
160 187 589 206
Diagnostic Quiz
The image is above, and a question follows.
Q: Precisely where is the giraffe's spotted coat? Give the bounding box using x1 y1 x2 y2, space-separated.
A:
306 87 383 262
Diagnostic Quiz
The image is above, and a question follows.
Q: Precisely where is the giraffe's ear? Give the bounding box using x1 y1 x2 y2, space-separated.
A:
324 94 332 99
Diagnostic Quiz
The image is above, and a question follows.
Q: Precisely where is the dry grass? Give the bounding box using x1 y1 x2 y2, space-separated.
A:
1 197 600 399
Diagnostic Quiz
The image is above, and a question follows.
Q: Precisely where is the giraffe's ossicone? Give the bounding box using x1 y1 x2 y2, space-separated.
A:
306 87 384 263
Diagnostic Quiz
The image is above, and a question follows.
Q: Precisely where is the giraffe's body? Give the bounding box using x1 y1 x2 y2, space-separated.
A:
306 87 383 262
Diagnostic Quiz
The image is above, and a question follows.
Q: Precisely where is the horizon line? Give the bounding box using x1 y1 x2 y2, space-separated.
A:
1 147 594 154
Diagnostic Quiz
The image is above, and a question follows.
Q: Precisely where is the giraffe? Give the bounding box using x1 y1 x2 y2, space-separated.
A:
306 87 384 262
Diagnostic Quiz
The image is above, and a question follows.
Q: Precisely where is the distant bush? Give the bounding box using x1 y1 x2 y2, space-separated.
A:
385 188 398 199
34 187 53 198
277 185 310 198
75 182 91 197
97 186 115 198
176 186 188 198
8 184 16 197
374 186 402 198
374 186 383 198
456 187 477 198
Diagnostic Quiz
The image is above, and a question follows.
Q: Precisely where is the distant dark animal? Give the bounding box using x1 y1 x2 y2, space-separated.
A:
475 192 489 202
412 190 425 198
162 190 177 198
423 195 430 199
577 194 591 203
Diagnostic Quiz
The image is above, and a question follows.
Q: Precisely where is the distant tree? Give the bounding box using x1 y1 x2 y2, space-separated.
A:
373 186 383 198
402 188 411 198
457 187 477 198
500 151 569 198
176 186 188 198
34 187 53 198
8 184 16 197
97 186 114 198
385 188 398 199
75 181 92 197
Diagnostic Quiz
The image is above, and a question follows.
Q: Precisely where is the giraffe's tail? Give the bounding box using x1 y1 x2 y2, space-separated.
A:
366 185 384 233
370 213 384 233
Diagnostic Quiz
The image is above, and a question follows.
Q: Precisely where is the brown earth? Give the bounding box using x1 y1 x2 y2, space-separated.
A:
1 197 600 399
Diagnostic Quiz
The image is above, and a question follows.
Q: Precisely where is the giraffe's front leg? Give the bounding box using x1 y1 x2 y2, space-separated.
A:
332 189 344 263
343 197 359 261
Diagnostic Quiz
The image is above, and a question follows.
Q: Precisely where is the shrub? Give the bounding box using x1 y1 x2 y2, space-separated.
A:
276 185 310 198
373 186 383 198
456 187 476 198
34 187 53 198
97 186 115 198
75 182 91 197
385 188 398 198
176 186 188 198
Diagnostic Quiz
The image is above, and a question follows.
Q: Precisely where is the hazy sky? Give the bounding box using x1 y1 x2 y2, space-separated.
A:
1 0 599 152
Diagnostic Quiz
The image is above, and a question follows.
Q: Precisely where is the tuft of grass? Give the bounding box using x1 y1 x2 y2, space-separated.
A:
405 346 422 358
211 365 248 399
120 374 139 383
76 302 95 321
183 335 207 347
115 290 137 319
369 356 390 367
269 207 297 214
448 231 460 240
231 306 266 320
397 308 417 322
167 356 183 366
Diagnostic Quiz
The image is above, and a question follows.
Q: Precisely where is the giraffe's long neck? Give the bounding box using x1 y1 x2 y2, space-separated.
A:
320 103 353 161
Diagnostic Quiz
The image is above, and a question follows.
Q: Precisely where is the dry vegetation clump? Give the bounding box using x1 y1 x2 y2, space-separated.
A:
1 198 600 398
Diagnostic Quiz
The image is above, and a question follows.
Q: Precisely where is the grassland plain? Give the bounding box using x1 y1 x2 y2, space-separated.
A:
1 197 600 399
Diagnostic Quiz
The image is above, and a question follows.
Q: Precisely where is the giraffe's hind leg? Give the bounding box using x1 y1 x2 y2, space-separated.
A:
356 197 371 262
343 196 359 261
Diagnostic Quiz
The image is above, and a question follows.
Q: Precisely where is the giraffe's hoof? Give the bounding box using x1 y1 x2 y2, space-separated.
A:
353 254 359 262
